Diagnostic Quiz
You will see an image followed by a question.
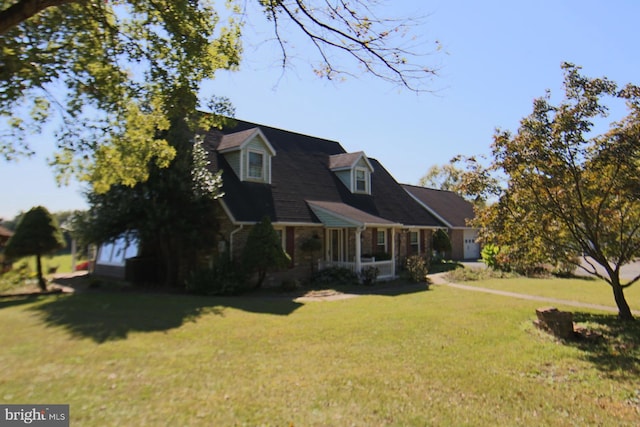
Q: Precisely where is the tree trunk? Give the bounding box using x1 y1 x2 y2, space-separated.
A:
611 279 634 321
35 254 47 291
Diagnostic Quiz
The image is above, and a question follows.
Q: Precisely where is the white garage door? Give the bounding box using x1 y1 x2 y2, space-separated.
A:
463 229 480 260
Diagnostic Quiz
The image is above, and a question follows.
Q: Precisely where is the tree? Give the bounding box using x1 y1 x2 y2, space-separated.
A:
432 229 451 258
468 63 640 321
1 0 439 192
4 206 65 291
419 164 463 192
241 216 291 288
79 118 226 288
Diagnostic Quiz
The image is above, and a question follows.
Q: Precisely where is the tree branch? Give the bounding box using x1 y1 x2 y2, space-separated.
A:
0 0 76 35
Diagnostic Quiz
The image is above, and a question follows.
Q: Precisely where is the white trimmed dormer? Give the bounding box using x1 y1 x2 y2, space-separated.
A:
329 151 374 195
218 127 276 184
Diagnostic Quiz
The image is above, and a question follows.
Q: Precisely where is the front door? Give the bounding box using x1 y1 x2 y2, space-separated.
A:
327 229 345 262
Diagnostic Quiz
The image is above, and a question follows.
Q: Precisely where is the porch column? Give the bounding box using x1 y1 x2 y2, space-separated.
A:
355 227 362 273
390 228 396 277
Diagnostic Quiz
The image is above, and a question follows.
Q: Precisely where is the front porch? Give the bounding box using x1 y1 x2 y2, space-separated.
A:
318 257 395 280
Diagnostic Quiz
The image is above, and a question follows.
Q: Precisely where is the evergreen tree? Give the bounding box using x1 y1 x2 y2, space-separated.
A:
5 206 65 291
242 217 290 288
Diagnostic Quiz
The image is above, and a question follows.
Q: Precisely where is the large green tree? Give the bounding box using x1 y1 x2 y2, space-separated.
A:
469 63 640 321
1 0 438 192
78 115 226 287
241 216 290 288
5 205 65 290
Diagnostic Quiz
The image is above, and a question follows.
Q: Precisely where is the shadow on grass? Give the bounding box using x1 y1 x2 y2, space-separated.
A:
569 312 640 378
28 292 303 344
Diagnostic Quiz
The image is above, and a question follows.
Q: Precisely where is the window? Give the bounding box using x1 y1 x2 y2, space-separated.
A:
355 168 368 193
248 151 264 179
410 231 419 255
377 230 386 252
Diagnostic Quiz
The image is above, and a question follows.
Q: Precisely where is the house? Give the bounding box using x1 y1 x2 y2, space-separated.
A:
205 120 446 282
402 184 480 260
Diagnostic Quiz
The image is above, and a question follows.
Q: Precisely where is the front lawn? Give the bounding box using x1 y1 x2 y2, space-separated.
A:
0 284 638 425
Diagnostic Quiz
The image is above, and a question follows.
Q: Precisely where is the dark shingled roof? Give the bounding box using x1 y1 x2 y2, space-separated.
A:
329 152 366 170
207 119 444 228
401 184 475 228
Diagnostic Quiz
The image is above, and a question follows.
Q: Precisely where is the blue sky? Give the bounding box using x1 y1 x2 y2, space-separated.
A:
1 0 639 220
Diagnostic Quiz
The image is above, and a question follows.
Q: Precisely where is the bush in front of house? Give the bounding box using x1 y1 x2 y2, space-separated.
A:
360 266 379 286
241 216 291 289
185 257 249 295
405 255 429 283
309 267 359 287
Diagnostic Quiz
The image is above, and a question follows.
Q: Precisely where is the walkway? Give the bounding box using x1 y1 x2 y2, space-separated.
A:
429 272 640 316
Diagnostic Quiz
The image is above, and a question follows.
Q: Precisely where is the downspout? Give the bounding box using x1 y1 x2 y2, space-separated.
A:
229 224 244 260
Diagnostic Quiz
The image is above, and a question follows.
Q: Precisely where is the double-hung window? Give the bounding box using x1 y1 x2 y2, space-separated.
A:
377 230 387 252
355 167 368 193
248 150 264 180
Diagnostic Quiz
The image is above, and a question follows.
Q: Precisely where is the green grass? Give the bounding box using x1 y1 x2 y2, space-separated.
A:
12 253 78 274
446 270 640 311
0 283 639 425
1 254 88 293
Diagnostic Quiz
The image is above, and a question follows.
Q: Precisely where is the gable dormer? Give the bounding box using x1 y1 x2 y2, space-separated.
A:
329 151 374 195
218 128 276 184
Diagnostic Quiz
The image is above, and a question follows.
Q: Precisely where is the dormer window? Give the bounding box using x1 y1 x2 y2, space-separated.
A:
217 127 276 184
355 167 369 193
329 151 374 195
248 150 265 180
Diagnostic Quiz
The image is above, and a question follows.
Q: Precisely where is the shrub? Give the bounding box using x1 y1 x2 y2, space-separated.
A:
551 255 580 278
360 266 379 286
445 266 519 282
0 262 33 293
241 217 290 288
185 257 248 295
481 244 501 270
405 255 429 283
310 267 359 287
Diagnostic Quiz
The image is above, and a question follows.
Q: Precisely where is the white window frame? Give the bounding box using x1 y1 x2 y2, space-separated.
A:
247 149 265 181
376 230 387 252
354 167 370 194
409 230 420 254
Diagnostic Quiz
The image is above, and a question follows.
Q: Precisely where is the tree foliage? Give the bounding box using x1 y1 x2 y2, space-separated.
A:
5 205 65 290
1 0 242 191
241 216 290 288
1 0 439 192
418 164 462 192
467 63 640 321
77 116 226 287
432 228 451 257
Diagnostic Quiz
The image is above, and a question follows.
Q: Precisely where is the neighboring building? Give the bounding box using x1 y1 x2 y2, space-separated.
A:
93 234 139 280
402 184 481 261
206 120 446 283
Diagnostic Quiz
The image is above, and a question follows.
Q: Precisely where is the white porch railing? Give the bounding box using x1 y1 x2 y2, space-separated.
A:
318 258 395 280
